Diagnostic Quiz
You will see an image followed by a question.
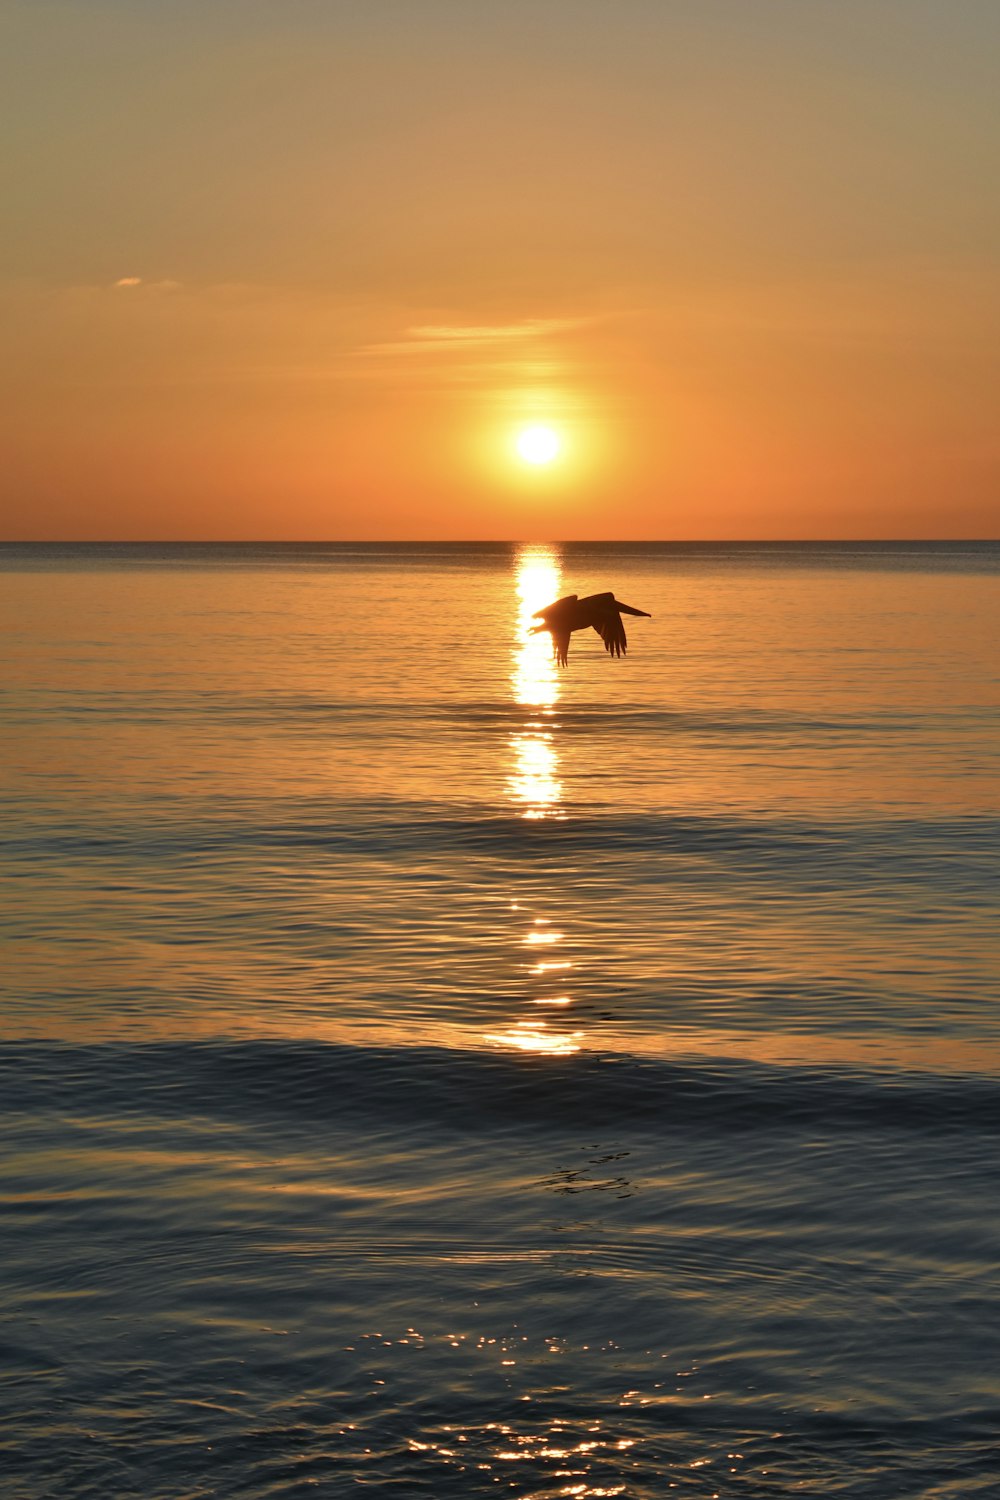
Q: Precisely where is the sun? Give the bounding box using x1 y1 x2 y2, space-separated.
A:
515 424 561 465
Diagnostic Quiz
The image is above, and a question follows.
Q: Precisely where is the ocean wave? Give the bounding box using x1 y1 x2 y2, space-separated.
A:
3 1039 998 1139
4 686 997 741
4 806 994 895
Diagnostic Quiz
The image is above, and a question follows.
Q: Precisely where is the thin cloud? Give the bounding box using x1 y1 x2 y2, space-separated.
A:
112 277 181 293
362 316 589 356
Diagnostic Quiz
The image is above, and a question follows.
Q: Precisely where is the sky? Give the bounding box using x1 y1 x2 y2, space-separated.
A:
1 0 998 540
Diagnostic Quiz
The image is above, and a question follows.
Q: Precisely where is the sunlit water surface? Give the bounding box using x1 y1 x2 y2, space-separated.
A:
1 541 999 1498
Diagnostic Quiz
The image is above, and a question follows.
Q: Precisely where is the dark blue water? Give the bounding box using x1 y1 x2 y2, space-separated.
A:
2 542 998 1497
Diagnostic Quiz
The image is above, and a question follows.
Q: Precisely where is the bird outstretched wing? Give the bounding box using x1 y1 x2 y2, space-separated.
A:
532 594 578 626
581 593 628 658
530 595 579 665
552 630 572 667
594 614 627 658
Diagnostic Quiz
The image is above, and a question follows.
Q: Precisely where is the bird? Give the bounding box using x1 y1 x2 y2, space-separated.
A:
530 591 651 666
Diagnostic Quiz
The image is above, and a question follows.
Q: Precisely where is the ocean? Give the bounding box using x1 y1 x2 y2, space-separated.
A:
1 540 998 1498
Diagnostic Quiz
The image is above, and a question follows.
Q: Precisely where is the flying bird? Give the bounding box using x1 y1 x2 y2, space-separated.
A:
530 591 651 666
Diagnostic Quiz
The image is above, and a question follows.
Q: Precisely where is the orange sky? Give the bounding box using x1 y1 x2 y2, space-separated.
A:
1 1 998 539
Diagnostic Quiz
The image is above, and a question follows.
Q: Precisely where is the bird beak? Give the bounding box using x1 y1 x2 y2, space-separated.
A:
616 601 651 617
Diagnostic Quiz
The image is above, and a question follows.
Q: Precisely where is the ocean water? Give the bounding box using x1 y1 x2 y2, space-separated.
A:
1 540 999 1499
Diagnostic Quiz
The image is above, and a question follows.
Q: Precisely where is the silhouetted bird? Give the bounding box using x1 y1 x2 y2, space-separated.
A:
530 592 651 666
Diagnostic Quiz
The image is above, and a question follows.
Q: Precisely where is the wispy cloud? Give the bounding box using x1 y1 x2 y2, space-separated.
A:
362 316 588 356
112 277 181 293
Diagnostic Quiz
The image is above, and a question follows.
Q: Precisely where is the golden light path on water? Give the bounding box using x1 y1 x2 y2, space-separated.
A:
486 546 586 1058
507 544 563 817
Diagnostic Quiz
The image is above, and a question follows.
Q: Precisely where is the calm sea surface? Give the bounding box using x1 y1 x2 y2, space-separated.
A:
2 541 999 1498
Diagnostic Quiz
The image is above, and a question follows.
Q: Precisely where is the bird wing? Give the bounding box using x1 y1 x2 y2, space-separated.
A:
530 595 578 666
532 594 578 626
581 594 628 658
593 613 627 658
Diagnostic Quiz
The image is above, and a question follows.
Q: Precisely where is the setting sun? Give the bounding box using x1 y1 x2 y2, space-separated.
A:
515 425 561 466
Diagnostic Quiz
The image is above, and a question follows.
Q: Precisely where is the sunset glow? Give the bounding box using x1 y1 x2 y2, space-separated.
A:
2 3 997 541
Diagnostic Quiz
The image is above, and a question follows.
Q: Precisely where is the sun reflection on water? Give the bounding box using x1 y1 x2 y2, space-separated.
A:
486 545 590 1058
508 544 563 819
482 1022 583 1055
484 907 585 1055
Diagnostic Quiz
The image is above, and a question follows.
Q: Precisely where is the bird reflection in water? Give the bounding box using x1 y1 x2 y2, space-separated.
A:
508 545 563 820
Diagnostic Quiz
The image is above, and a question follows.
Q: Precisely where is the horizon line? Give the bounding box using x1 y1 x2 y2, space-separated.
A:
2 538 998 547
